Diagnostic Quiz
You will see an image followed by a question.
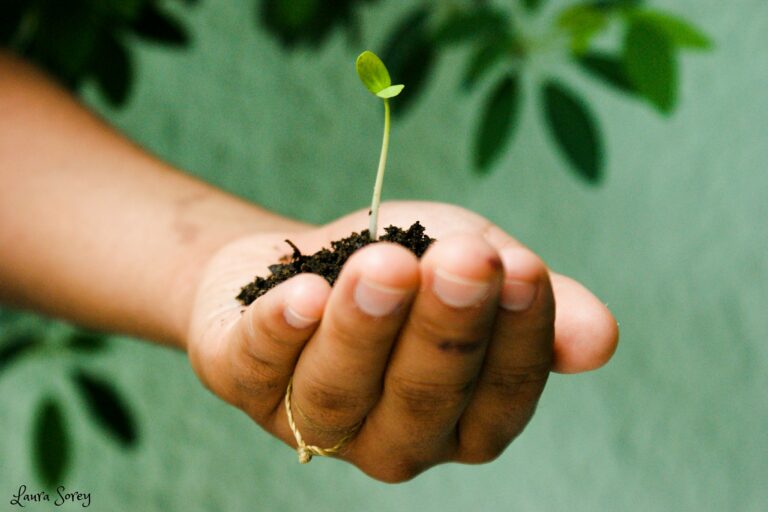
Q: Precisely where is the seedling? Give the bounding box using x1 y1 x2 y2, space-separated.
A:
237 51 433 306
355 50 404 241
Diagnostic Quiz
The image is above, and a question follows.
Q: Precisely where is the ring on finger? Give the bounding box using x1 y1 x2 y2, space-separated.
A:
284 377 362 464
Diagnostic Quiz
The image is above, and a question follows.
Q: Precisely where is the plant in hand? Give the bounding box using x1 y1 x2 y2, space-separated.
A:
237 51 433 305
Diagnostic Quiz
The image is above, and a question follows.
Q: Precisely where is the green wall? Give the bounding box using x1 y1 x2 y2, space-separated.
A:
1 1 766 510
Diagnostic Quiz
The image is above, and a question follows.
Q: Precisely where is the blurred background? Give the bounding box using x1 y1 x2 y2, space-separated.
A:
1 0 766 510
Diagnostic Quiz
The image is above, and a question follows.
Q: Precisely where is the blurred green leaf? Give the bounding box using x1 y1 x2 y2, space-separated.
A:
0 333 39 373
591 0 643 8
259 0 375 48
73 369 138 447
274 0 318 29
33 398 71 488
94 0 145 22
26 2 99 84
0 1 26 44
624 19 677 113
132 4 189 46
432 6 509 46
522 0 545 12
577 52 635 93
634 10 711 50
462 41 510 91
91 36 133 107
474 73 521 172
66 330 108 353
557 4 608 54
542 81 603 183
382 8 437 116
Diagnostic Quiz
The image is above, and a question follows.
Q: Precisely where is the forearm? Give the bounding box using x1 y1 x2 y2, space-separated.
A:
0 51 307 347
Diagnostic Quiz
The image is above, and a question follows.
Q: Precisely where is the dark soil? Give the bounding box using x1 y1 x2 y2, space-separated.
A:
236 222 435 306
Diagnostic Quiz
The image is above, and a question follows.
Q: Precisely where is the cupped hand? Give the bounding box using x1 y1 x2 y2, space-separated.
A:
186 201 618 482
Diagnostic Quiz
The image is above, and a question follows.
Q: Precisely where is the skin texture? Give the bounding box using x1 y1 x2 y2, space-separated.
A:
0 52 618 482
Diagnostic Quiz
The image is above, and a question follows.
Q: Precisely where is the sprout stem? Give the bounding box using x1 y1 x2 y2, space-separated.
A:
368 98 390 240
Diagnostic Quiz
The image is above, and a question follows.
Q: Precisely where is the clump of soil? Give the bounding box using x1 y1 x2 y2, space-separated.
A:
237 222 435 306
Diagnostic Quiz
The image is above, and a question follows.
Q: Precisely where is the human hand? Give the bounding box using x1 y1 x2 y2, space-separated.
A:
186 201 618 482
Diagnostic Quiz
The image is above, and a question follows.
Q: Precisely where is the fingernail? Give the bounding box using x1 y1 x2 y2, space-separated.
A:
284 305 319 329
354 278 408 317
433 268 490 308
500 280 537 312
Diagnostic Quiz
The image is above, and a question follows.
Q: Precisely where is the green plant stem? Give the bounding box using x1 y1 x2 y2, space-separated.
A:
368 98 390 240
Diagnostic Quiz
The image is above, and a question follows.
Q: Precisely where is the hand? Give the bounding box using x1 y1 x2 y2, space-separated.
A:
186 201 618 482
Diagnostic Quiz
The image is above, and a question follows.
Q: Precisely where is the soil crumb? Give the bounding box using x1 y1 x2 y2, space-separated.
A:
236 222 434 305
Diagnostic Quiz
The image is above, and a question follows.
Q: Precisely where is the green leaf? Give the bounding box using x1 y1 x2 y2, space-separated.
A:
577 52 635 93
259 0 365 48
591 0 643 8
474 73 521 172
381 8 437 116
623 19 677 113
376 84 404 99
66 330 108 353
0 333 39 373
132 4 189 46
432 6 509 46
522 0 545 12
557 4 608 54
356 50 392 96
634 10 712 50
462 41 510 91
0 1 26 45
33 398 71 488
26 2 99 84
73 369 138 447
91 35 133 107
542 81 603 183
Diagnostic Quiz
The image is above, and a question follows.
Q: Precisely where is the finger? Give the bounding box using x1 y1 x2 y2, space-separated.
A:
274 242 420 449
482 224 619 373
456 247 554 463
355 234 504 473
224 273 331 421
550 273 619 373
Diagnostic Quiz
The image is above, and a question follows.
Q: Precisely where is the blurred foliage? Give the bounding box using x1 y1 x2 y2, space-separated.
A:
255 0 711 184
0 327 139 487
1 0 712 181
0 0 195 107
73 369 139 446
542 80 602 181
33 398 70 488
406 0 709 182
258 0 376 47
475 73 521 170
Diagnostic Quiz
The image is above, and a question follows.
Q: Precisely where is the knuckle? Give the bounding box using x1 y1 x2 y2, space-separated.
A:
435 338 486 355
389 374 474 416
229 353 282 421
365 460 426 484
301 375 374 420
458 439 508 465
483 362 550 400
236 332 283 383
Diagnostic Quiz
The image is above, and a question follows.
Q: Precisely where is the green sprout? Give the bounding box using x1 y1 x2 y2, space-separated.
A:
355 50 404 240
